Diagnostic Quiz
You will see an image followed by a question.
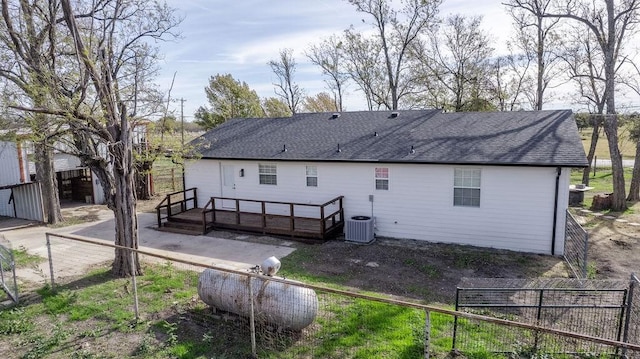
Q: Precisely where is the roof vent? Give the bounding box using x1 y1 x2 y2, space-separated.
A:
390 112 399 118
374 131 378 137
331 113 340 119
337 143 342 153
282 144 287 152
409 145 415 155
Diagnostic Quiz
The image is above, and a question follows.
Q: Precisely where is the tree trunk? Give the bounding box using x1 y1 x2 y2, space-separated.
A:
535 16 544 111
582 117 601 185
603 114 627 210
627 136 640 201
111 162 141 276
603 0 626 211
34 139 62 224
110 115 142 277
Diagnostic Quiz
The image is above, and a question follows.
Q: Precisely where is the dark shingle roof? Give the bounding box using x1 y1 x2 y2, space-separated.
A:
190 110 588 167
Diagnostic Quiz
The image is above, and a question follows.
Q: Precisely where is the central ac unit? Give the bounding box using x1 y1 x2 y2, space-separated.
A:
345 216 374 243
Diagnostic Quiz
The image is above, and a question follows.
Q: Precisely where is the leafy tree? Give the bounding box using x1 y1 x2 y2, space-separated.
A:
2 0 180 277
157 115 178 134
303 92 338 112
268 48 305 114
0 0 64 224
262 97 292 117
194 74 263 130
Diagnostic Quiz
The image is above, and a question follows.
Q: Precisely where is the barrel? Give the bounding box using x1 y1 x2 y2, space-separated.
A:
198 268 318 330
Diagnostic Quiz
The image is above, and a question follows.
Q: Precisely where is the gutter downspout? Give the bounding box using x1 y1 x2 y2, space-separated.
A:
551 167 561 255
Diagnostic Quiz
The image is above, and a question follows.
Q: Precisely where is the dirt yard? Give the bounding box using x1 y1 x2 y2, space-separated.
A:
55 196 640 306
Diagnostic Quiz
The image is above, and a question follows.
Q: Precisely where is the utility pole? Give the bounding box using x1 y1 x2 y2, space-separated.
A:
180 98 186 191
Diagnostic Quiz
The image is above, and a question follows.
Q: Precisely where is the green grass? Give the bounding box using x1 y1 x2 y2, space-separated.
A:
12 247 45 269
0 258 610 358
579 126 636 160
570 167 634 206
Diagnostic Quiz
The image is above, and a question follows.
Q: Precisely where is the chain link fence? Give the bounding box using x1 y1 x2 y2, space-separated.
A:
624 274 640 358
0 235 18 303
11 232 640 358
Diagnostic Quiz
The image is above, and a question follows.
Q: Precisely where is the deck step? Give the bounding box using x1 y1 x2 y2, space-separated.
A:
162 220 203 232
158 225 203 236
167 216 202 225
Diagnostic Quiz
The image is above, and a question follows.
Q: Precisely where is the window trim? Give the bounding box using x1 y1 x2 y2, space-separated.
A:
375 167 389 191
305 165 318 187
258 163 277 185
453 168 481 207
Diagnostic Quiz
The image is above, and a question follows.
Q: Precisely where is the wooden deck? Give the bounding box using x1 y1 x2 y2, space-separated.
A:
156 191 344 240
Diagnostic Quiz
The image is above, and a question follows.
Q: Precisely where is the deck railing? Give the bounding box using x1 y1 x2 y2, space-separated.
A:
202 195 344 239
155 188 198 228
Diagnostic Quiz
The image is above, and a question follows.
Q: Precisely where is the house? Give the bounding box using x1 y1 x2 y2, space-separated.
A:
184 110 588 255
0 139 44 221
0 136 106 221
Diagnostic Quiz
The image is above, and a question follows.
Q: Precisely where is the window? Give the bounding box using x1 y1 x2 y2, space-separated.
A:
375 167 389 190
259 164 277 185
306 166 318 187
454 168 481 207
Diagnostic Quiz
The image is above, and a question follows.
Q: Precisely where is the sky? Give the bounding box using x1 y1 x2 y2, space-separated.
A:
155 0 547 120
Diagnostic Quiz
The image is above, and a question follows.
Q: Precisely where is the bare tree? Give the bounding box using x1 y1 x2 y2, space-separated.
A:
560 27 607 186
268 48 305 115
342 29 385 110
543 0 640 211
505 0 563 110
344 0 441 110
414 14 494 111
487 54 530 111
622 62 640 200
306 35 349 112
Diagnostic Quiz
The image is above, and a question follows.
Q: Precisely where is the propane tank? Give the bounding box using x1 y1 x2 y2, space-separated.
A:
198 268 318 330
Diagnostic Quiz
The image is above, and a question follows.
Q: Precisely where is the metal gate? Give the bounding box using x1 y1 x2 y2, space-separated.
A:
0 235 19 303
564 210 589 279
454 278 628 356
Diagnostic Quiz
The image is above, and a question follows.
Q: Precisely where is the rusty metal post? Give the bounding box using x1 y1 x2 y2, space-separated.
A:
131 250 140 320
248 275 257 356
45 233 55 290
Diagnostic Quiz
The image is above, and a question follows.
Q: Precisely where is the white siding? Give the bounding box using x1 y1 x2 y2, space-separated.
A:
185 159 569 254
0 189 14 217
0 141 25 186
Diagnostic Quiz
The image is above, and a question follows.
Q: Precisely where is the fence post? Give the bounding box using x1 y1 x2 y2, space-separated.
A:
171 168 176 191
533 289 544 353
10 249 18 303
131 250 140 321
45 233 55 290
248 275 257 357
452 288 460 349
424 309 430 359
0 249 5 287
582 229 589 279
622 273 637 358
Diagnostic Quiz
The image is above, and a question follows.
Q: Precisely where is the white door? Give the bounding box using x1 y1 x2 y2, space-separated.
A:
221 165 236 208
